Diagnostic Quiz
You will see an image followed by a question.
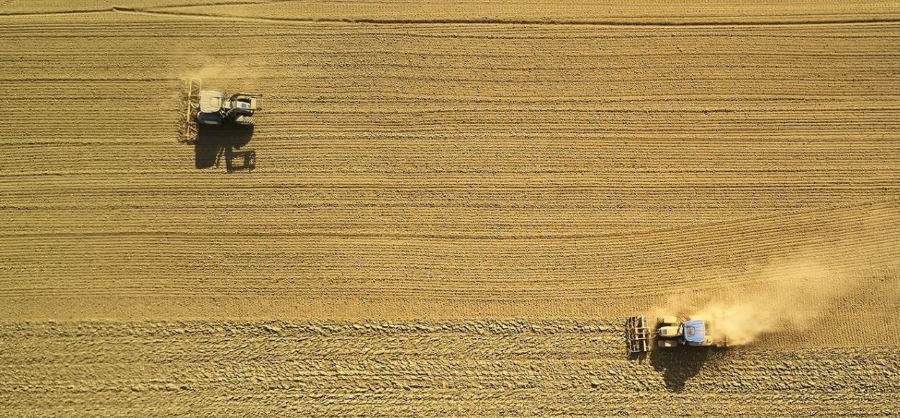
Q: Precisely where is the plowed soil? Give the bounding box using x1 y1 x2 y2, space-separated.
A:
3 321 899 416
1 1 898 415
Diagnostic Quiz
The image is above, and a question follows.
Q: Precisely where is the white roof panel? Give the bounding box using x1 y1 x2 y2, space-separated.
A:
199 90 224 113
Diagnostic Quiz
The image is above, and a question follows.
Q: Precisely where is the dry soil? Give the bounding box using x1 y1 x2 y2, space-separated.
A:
0 0 898 415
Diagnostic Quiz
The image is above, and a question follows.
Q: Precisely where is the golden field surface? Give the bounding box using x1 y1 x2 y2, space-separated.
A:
3 321 899 416
1 0 898 415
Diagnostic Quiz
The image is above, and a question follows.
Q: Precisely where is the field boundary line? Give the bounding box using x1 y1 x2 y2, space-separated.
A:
112 7 900 27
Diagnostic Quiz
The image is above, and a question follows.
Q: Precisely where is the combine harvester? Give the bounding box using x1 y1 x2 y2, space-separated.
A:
625 315 728 354
180 79 261 173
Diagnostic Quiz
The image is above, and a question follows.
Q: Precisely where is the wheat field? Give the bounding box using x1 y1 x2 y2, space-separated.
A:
1 1 898 415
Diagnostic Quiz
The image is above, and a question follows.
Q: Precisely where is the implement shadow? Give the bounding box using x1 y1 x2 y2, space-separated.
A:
649 347 728 392
195 124 254 169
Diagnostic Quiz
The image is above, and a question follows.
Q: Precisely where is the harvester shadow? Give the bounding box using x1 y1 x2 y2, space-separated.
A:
649 347 728 392
194 124 254 169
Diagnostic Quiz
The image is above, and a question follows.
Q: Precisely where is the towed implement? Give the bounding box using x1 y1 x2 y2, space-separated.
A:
625 315 727 354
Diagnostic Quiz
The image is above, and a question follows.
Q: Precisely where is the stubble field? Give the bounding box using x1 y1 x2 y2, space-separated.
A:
1 1 898 415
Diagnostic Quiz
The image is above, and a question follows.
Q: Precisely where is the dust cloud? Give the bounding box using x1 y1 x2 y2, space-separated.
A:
186 62 228 80
173 58 263 107
652 259 860 345
176 56 263 91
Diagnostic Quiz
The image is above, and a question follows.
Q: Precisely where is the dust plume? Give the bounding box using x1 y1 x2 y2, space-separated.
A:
652 259 860 346
186 62 228 80
176 56 262 92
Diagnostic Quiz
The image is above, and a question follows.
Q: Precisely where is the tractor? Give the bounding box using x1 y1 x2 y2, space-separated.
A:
179 79 260 173
625 315 727 354
197 90 260 126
